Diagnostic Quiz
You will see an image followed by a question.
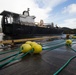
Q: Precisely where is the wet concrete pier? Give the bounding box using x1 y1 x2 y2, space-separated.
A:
0 39 76 75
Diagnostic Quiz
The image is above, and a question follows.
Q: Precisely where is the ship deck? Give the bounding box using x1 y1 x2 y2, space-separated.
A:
0 39 76 75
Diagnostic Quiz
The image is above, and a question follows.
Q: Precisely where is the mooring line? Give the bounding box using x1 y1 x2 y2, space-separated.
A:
0 39 65 68
0 51 21 62
43 43 65 50
0 49 34 68
53 55 76 75
53 39 76 75
0 47 20 55
43 40 64 46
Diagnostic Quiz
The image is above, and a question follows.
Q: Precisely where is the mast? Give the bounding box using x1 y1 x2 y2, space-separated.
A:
27 8 30 16
23 8 30 16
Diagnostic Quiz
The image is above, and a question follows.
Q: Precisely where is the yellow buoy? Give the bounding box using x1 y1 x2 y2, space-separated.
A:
66 39 72 45
32 44 42 53
25 41 32 44
72 36 76 39
30 42 38 47
20 44 32 53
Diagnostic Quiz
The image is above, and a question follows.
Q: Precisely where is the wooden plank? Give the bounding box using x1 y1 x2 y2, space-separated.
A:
0 36 60 44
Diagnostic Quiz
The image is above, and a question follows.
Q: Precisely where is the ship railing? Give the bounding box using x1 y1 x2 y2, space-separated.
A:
13 21 53 26
20 22 36 26
12 21 61 29
35 22 52 25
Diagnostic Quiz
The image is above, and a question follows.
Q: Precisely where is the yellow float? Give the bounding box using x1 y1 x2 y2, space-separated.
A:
66 39 72 45
30 42 38 47
25 41 32 44
72 34 76 39
32 44 42 53
21 41 42 54
20 44 32 53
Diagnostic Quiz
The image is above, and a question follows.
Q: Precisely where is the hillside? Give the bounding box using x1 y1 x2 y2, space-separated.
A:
62 27 76 34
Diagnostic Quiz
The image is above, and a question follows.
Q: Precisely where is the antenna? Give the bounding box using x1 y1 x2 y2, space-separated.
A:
27 8 30 16
27 8 30 12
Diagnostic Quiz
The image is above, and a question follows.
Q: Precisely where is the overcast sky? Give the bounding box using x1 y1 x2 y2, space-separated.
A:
0 0 76 29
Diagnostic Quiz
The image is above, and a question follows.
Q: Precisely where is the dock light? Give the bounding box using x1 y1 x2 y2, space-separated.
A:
20 44 32 53
66 39 72 46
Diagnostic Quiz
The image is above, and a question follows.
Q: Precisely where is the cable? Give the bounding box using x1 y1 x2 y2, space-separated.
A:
53 55 76 75
0 48 20 55
53 39 76 75
0 49 34 68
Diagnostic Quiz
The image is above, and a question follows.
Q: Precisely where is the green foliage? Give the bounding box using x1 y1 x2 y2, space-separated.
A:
62 27 76 34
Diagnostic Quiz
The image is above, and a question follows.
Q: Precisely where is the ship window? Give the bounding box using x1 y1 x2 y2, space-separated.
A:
13 16 20 24
6 16 13 24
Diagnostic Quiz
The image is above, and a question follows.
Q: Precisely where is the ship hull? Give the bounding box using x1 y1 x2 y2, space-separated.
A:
2 23 63 38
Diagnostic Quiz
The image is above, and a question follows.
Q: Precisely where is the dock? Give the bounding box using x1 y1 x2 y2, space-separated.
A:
0 39 76 75
0 36 60 44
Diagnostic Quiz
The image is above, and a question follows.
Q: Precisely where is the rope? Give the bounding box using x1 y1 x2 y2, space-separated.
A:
0 40 65 68
43 40 64 46
53 39 76 75
53 55 76 75
1 39 75 72
43 43 65 50
0 52 21 68
69 46 76 52
0 40 62 62
0 49 34 68
0 39 65 68
0 48 22 62
14 49 34 60
0 52 21 62
0 47 20 55
0 40 64 55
